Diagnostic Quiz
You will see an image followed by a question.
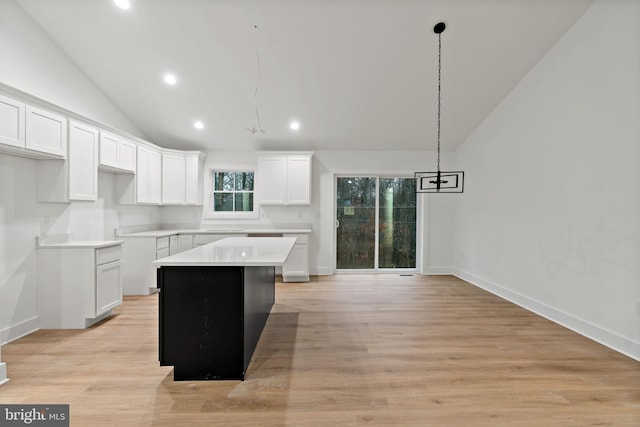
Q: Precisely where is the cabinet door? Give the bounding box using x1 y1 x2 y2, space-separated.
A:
169 235 179 255
119 139 137 172
0 94 25 148
286 156 311 205
162 153 186 204
99 131 119 168
185 154 200 205
156 247 170 259
96 260 123 316
136 146 150 203
282 243 309 277
259 157 287 205
148 150 162 204
68 121 98 201
25 105 67 157
178 235 193 252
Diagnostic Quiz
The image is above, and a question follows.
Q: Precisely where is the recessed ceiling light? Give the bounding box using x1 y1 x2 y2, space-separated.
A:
113 0 130 10
163 73 177 85
193 121 204 130
289 120 300 131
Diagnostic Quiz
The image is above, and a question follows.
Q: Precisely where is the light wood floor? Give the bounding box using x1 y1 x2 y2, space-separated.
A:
1 274 639 426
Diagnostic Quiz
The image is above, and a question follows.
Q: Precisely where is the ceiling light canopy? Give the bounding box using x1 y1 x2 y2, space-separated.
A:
113 0 130 10
163 73 177 85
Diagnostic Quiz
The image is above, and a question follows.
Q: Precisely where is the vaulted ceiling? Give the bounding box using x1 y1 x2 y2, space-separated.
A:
15 0 593 152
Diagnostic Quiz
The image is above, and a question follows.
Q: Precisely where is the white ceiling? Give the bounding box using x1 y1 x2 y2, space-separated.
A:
15 0 593 152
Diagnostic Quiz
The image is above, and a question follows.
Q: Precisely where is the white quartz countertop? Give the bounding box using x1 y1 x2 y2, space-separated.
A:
37 240 123 249
153 237 297 267
117 227 311 238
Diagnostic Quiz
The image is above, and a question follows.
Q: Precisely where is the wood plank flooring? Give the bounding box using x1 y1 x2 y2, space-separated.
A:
1 274 639 426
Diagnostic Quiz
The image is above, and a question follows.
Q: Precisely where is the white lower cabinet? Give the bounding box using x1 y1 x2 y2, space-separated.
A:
119 234 178 295
37 243 123 329
282 233 310 282
169 235 179 255
178 234 194 252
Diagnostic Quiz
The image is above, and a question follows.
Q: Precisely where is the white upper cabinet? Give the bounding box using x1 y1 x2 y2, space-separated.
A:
119 139 136 172
67 121 99 201
259 153 312 206
133 144 162 204
99 131 136 173
0 94 69 159
259 157 287 205
161 152 186 205
286 156 312 205
0 94 25 149
25 105 67 158
160 150 204 205
185 152 205 205
37 120 98 202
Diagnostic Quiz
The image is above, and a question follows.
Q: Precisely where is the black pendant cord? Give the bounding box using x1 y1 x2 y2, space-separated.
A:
436 30 442 190
415 21 464 194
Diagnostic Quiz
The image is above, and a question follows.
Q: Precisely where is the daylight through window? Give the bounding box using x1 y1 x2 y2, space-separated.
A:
212 171 255 212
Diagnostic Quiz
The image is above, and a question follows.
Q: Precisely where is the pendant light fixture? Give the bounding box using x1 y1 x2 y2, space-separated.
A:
243 25 266 135
416 22 464 193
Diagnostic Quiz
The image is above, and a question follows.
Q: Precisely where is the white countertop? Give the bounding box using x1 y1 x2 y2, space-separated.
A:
37 240 123 249
117 227 311 238
153 237 297 267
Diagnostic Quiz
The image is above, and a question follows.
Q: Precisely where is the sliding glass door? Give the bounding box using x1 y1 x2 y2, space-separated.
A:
336 176 416 271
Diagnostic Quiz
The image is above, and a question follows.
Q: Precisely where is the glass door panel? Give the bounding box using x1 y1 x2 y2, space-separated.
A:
378 178 416 269
336 177 376 269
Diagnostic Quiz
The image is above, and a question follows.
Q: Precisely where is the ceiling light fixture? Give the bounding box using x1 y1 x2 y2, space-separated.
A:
289 120 300 131
193 121 204 130
163 73 177 86
243 25 266 135
415 22 465 193
113 0 130 10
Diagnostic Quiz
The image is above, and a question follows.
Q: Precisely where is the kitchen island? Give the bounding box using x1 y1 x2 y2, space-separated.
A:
154 237 296 381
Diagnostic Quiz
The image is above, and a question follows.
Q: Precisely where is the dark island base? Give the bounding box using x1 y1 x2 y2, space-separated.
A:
158 265 275 381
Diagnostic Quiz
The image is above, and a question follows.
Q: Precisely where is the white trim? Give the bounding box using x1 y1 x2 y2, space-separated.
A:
204 168 259 219
425 266 453 275
454 268 640 362
1 316 39 345
333 173 420 273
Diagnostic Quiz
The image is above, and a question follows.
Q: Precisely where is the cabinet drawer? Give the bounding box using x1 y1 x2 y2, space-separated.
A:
156 236 170 250
284 233 309 244
96 245 121 266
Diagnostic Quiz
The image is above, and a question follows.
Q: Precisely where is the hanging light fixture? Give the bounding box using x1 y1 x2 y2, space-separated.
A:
415 22 464 193
243 25 266 135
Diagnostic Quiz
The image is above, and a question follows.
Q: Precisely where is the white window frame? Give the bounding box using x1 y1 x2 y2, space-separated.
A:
205 168 259 219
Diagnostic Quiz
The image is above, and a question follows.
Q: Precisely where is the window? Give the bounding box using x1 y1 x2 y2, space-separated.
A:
211 170 255 215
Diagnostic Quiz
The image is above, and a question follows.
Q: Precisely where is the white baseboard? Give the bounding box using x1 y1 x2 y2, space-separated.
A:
454 268 640 362
312 267 333 276
0 362 7 386
425 266 453 275
1 316 39 345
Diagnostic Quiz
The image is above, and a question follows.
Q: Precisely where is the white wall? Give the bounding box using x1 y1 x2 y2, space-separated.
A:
453 0 640 360
0 0 143 136
161 149 456 276
0 1 160 360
